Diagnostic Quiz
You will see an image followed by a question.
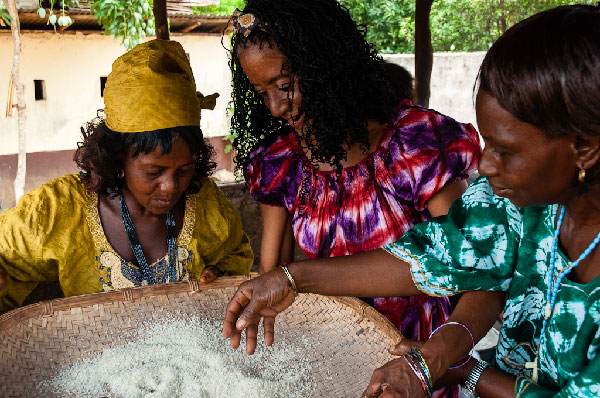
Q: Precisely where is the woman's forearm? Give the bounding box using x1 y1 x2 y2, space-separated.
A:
477 367 516 398
288 249 421 297
278 215 295 265
259 204 292 273
421 291 506 381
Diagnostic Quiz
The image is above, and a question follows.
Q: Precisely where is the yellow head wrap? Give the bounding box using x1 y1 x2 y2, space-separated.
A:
103 39 219 133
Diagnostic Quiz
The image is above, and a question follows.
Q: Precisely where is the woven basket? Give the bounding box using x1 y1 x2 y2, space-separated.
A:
0 275 402 397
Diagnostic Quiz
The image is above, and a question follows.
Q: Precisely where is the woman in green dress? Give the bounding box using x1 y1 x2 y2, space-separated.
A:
223 5 600 397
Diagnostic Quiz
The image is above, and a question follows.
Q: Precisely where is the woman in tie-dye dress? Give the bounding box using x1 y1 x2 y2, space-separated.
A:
228 2 481 396
225 5 600 397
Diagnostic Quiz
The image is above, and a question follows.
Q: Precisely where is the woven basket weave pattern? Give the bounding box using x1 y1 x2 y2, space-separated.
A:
0 276 401 397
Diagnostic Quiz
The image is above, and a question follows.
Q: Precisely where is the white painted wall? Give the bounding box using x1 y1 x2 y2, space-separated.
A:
384 52 485 128
0 31 232 156
0 33 485 157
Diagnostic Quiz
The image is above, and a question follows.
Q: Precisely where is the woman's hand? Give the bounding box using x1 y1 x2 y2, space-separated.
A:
223 267 295 354
0 265 7 291
363 337 477 397
199 266 222 283
362 338 428 398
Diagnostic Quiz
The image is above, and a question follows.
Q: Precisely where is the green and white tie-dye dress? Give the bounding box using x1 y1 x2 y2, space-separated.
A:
384 177 600 397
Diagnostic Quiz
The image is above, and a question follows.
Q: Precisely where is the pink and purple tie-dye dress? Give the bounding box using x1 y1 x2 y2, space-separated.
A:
245 101 481 396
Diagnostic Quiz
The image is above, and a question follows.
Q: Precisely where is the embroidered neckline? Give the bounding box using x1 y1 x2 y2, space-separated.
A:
84 191 196 267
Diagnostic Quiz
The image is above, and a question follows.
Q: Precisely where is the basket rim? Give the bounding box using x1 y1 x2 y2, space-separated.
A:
0 275 403 343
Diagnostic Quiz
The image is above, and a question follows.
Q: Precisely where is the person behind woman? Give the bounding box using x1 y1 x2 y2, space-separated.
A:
0 40 253 314
224 5 600 397
384 61 416 103
229 4 481 395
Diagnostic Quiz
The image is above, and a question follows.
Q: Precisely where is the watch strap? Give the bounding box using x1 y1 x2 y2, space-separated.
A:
460 360 489 398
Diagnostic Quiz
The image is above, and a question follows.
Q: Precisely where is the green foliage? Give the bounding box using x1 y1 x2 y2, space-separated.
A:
194 0 244 15
32 0 155 50
91 0 155 50
222 132 236 154
341 0 415 53
340 0 596 53
429 0 596 52
1 0 12 26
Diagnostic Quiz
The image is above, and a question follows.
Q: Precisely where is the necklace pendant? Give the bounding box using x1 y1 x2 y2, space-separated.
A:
525 357 539 383
544 303 552 319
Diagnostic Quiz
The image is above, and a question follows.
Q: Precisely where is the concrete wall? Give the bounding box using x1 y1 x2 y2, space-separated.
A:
0 31 232 156
383 52 485 128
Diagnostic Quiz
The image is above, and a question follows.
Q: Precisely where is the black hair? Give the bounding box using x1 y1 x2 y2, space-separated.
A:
74 112 216 196
477 5 600 186
384 62 415 103
228 0 399 173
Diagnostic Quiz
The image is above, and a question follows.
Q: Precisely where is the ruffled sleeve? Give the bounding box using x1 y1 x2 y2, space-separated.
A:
243 132 304 210
0 175 90 314
386 102 482 211
383 177 523 296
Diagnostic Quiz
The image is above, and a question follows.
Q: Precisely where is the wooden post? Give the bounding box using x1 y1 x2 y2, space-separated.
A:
414 0 434 107
6 0 26 204
153 0 169 40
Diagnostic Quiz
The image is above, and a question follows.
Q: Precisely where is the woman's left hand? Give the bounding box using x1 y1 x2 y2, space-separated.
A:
199 266 221 283
361 338 427 398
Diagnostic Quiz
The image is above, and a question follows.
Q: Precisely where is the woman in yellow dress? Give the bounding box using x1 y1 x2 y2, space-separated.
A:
0 40 253 315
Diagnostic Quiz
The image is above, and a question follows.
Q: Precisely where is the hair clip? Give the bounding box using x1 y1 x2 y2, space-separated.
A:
231 9 264 38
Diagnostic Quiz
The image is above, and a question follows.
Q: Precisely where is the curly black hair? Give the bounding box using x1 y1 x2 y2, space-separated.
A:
74 112 216 196
228 0 399 173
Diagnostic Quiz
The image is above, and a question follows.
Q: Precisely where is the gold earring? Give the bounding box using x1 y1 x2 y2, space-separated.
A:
117 169 124 179
578 168 586 183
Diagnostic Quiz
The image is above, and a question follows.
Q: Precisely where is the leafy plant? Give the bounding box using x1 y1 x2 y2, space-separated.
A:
32 0 156 50
193 0 244 16
222 132 236 154
91 0 155 49
340 0 596 53
0 0 12 26
34 0 79 29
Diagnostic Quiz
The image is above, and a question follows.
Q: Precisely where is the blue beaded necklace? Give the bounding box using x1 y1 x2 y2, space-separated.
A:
526 205 600 382
119 192 178 285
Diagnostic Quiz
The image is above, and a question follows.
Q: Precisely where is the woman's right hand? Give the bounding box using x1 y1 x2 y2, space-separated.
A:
0 265 7 291
223 267 296 354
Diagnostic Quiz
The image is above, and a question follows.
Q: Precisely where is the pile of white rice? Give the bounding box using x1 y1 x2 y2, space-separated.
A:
40 317 313 398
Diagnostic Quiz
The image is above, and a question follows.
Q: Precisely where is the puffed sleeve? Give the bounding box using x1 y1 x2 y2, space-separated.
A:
191 179 253 275
387 102 482 211
383 177 522 296
0 184 63 314
243 132 304 210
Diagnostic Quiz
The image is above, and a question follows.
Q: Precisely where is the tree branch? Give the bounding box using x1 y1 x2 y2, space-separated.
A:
6 0 27 203
414 0 434 107
153 0 169 40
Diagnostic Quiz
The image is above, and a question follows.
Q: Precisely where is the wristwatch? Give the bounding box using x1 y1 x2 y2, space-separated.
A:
460 360 489 398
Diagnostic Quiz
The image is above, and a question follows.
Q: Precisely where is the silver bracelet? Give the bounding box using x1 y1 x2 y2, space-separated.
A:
280 265 298 296
460 360 489 398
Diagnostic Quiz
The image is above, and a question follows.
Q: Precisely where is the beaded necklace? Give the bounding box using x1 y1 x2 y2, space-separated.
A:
119 192 178 285
525 206 600 382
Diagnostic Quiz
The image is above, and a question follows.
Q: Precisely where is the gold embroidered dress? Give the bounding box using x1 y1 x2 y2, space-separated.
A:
0 174 253 314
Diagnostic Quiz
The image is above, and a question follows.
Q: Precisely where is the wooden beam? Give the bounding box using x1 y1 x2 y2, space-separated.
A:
180 21 202 33
414 0 434 107
153 0 169 40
